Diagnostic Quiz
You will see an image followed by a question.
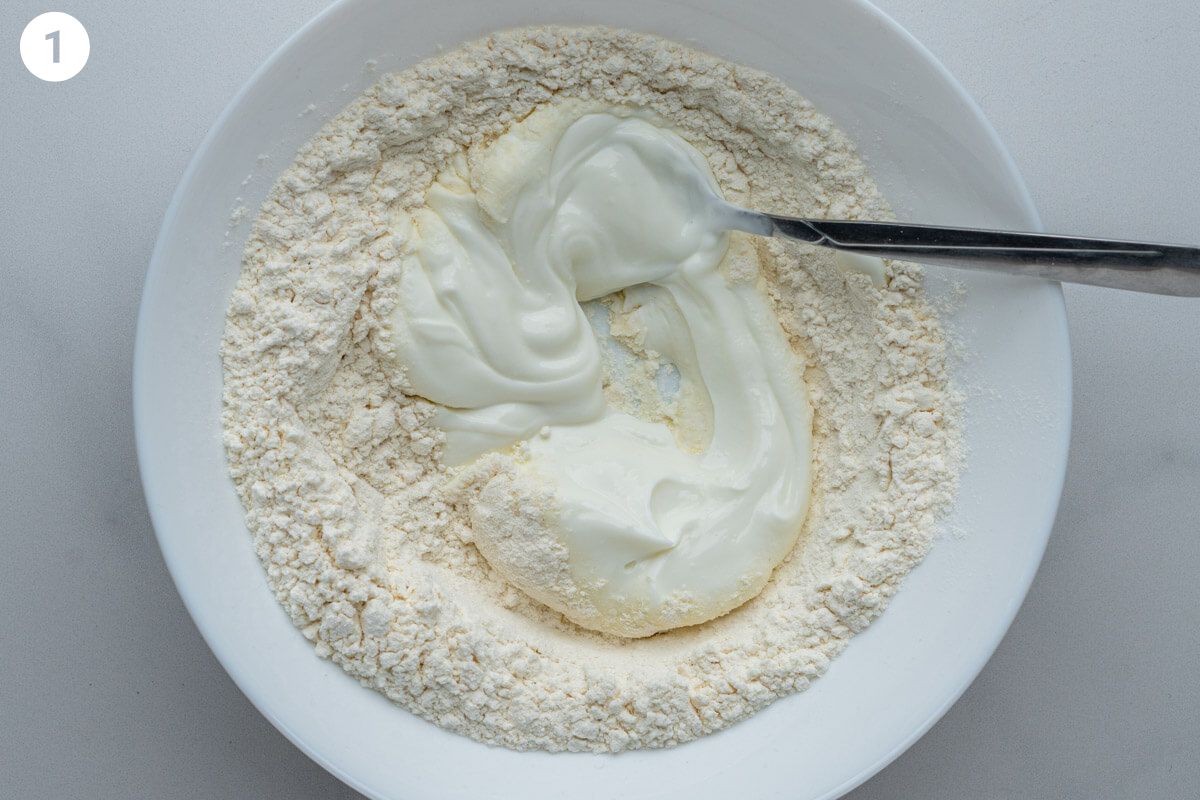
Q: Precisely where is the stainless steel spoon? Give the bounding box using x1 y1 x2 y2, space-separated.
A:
720 204 1200 296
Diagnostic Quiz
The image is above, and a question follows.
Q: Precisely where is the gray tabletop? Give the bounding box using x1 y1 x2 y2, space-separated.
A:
3 1 1198 798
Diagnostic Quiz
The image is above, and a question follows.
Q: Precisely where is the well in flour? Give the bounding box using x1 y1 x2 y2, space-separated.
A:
221 25 962 753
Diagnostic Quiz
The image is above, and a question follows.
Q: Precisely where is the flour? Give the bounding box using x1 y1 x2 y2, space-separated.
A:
221 26 962 752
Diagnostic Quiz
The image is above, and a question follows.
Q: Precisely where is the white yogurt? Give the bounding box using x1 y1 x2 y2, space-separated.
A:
389 106 815 636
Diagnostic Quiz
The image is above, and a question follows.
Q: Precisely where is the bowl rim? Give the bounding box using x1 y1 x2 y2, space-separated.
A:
133 1 1071 797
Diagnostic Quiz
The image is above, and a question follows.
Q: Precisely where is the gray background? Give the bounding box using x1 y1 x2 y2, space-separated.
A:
2 0 1197 797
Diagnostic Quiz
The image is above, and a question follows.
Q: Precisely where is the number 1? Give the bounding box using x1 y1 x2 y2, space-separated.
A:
46 29 60 63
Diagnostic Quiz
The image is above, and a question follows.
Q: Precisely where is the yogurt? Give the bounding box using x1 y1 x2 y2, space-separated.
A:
388 106 814 636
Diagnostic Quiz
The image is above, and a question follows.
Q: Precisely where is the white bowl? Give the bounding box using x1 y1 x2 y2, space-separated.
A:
134 1 1071 798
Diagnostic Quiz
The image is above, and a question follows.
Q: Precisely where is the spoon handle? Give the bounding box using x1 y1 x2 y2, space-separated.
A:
755 215 1200 296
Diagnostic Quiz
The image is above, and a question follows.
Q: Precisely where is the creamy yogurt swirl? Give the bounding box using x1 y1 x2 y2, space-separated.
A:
388 106 813 636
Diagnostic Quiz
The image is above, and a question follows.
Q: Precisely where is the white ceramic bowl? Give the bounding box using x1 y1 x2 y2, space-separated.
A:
134 1 1071 798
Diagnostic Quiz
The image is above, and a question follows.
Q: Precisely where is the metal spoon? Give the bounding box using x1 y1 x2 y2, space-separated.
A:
720 204 1200 297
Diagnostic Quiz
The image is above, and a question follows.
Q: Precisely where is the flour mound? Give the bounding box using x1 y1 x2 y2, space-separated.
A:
221 25 962 753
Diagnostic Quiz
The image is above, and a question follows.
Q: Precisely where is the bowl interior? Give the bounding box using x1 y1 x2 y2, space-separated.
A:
134 1 1070 799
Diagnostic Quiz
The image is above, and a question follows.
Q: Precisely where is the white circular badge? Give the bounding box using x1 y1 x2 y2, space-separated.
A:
20 12 90 82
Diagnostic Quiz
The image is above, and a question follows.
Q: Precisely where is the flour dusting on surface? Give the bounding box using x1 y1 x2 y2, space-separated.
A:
221 26 962 752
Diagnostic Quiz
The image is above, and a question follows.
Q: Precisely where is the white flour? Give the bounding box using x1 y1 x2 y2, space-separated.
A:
221 26 962 752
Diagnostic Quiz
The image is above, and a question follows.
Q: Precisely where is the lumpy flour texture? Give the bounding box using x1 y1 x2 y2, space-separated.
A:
221 26 962 752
